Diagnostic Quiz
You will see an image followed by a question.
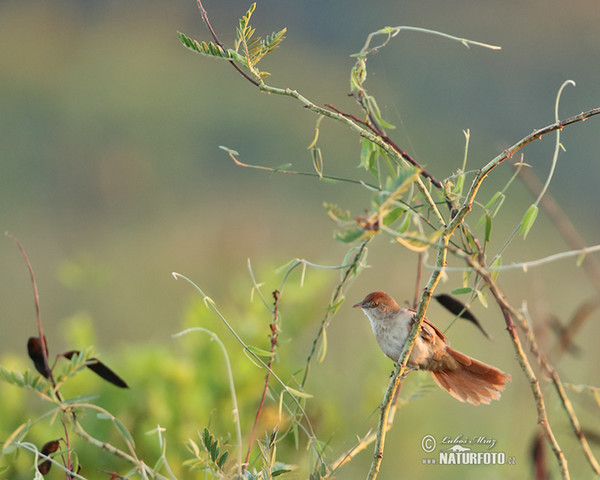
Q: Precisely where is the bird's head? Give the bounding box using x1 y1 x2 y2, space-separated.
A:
353 291 400 313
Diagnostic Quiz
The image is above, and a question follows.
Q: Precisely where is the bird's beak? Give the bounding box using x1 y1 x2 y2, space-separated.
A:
352 301 364 308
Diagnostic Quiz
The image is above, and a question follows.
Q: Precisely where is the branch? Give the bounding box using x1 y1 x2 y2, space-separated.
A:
244 290 281 471
367 232 450 479
517 165 600 297
450 106 600 234
517 305 600 474
300 239 371 389
194 0 259 86
324 103 443 189
456 251 571 478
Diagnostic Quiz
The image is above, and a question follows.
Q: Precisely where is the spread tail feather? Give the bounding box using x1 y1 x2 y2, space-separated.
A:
430 347 511 406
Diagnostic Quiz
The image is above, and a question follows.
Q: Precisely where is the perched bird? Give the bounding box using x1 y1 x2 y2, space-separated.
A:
353 291 511 405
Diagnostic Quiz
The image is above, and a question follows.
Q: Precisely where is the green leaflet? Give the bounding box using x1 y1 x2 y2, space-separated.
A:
520 204 538 239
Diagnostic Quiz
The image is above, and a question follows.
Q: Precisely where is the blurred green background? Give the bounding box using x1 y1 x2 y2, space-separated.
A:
1 0 600 478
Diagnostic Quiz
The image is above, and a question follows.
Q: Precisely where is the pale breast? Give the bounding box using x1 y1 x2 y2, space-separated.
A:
366 309 412 362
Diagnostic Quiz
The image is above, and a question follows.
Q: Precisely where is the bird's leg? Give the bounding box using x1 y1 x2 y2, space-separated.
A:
391 364 416 379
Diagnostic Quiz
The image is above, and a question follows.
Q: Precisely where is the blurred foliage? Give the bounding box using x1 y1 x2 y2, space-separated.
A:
0 265 404 479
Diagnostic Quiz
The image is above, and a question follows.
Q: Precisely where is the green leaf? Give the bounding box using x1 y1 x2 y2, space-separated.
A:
272 468 293 476
327 296 345 316
453 174 464 197
397 211 412 234
113 417 136 449
202 428 211 450
178 32 240 63
475 289 488 308
62 394 100 404
2 421 30 454
379 167 420 208
491 193 506 218
520 204 538 238
323 202 351 222
218 145 239 156
317 329 328 364
359 138 377 172
274 257 299 274
490 255 502 282
484 191 502 210
273 163 292 171
210 440 219 462
450 287 473 295
247 345 275 358
366 96 396 130
286 386 313 399
217 450 229 469
484 214 492 243
311 148 323 178
382 207 406 227
187 439 200 457
152 456 165 473
335 228 364 243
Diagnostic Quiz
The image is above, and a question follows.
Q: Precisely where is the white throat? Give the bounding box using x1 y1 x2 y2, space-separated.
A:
360 307 412 362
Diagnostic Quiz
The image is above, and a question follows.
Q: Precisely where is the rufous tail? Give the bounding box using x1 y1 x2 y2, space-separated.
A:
430 347 511 406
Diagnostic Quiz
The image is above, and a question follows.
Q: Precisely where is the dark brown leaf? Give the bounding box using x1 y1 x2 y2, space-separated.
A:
40 439 60 456
434 294 491 340
37 439 60 475
27 336 51 378
61 350 129 389
530 429 549 480
37 459 52 475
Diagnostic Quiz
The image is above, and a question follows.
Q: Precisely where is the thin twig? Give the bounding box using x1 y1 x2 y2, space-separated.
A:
194 0 259 86
172 273 320 448
518 306 600 474
300 239 370 389
517 165 600 297
457 251 570 478
325 103 443 189
450 107 600 235
366 105 600 477
366 232 449 479
413 253 423 309
244 290 281 471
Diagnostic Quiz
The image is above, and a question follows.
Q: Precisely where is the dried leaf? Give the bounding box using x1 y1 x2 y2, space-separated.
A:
62 350 129 388
37 439 60 475
27 336 51 379
434 294 491 340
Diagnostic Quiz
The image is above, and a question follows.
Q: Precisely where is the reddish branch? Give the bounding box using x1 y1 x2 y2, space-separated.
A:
243 290 280 471
325 103 443 189
194 0 259 86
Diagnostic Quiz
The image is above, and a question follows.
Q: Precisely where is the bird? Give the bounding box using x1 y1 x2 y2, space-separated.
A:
353 291 511 405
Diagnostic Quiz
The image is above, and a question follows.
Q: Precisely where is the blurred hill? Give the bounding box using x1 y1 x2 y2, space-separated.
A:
1 0 599 352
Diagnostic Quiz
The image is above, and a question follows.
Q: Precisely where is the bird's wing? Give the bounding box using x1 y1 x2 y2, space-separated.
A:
420 317 449 345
